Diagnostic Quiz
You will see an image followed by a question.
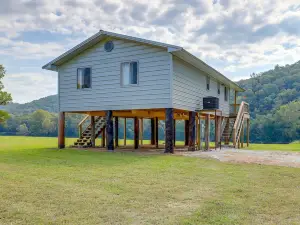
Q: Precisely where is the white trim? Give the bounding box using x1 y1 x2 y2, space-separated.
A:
77 67 92 89
120 60 139 87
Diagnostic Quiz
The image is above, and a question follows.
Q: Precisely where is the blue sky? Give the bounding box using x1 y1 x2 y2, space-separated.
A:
1 0 300 103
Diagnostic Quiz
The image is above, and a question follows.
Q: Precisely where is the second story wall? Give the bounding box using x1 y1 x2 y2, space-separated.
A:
58 38 171 112
172 56 230 116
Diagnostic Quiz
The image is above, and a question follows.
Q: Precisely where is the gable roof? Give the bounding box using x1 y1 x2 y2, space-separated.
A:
42 30 244 92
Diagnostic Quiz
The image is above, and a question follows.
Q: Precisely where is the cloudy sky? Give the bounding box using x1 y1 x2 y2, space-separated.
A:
1 0 300 103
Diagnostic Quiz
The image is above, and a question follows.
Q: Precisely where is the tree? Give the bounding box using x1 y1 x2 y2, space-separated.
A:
17 123 29 136
0 110 9 124
0 65 12 124
0 65 12 105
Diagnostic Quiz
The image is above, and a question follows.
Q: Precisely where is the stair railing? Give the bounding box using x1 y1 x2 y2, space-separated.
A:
78 115 90 138
232 101 249 148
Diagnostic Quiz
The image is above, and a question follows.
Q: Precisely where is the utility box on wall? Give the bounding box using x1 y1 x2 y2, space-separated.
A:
203 97 219 110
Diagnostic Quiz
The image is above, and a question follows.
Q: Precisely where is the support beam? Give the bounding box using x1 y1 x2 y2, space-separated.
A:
140 118 144 145
188 111 196 151
247 119 250 147
173 119 176 147
197 115 201 150
155 117 159 148
224 118 230 145
165 108 174 153
150 118 155 145
91 116 95 147
214 113 217 150
134 117 139 149
58 112 65 149
215 116 221 149
241 122 244 148
205 114 210 150
102 128 106 147
105 110 114 151
124 118 127 146
115 117 119 147
184 120 189 146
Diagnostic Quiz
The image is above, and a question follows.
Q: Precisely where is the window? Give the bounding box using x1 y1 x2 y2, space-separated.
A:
77 68 91 89
121 61 138 86
206 76 210 90
224 86 228 101
217 83 220 95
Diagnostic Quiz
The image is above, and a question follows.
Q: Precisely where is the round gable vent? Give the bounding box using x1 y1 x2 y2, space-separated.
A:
104 41 114 52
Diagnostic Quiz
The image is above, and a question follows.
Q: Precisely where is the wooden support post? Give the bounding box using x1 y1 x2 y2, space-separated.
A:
155 117 159 148
234 90 238 114
58 112 65 149
150 118 155 145
134 117 139 149
124 118 127 146
140 118 143 145
91 116 95 147
214 113 217 150
205 114 210 150
247 119 250 147
241 122 244 148
197 115 201 150
184 120 189 146
105 110 114 151
165 108 174 153
215 116 221 149
102 128 106 147
224 118 230 145
188 111 196 151
173 119 176 147
115 117 119 147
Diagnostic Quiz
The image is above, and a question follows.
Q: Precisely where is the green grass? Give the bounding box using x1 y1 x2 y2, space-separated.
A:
245 143 300 151
1 136 300 224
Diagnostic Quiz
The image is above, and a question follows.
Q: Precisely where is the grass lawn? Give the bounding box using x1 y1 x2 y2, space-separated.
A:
1 136 300 224
245 143 300 152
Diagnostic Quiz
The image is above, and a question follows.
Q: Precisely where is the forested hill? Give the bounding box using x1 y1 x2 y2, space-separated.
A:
0 95 58 115
237 60 300 143
237 60 300 117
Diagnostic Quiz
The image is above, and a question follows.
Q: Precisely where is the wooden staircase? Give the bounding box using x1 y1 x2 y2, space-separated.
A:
221 101 250 148
221 117 236 145
74 116 106 147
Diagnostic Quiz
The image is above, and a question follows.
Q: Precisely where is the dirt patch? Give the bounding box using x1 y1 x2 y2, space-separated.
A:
179 148 300 168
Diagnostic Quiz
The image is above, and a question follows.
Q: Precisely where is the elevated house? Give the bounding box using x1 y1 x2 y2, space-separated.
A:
43 30 250 153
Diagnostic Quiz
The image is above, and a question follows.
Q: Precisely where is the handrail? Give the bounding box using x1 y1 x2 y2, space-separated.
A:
78 115 89 127
78 115 90 138
232 101 249 147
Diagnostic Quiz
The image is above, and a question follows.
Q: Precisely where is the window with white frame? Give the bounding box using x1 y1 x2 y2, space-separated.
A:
77 68 91 89
121 61 138 86
206 76 210 90
224 86 228 101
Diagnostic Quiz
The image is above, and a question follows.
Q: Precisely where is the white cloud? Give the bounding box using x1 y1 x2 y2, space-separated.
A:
0 37 66 59
0 0 300 103
3 72 57 103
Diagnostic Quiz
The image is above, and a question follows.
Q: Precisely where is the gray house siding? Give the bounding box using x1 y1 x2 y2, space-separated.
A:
58 38 171 112
172 56 230 116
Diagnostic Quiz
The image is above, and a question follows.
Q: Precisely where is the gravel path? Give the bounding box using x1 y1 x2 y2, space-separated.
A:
180 148 300 168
